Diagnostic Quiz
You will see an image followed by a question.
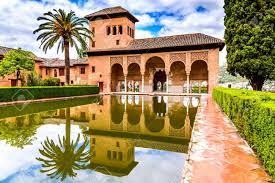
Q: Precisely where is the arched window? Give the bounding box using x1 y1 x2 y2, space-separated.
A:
119 25 123 34
113 26 117 35
106 26 111 35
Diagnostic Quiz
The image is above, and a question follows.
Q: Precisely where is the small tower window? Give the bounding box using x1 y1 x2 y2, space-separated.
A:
116 40 120 45
119 25 123 34
80 67 85 74
92 66 96 73
113 26 117 35
106 26 111 35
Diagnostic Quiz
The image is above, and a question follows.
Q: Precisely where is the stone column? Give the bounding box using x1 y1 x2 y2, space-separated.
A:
141 73 145 93
124 75 127 92
198 81 202 94
186 73 190 94
165 68 170 93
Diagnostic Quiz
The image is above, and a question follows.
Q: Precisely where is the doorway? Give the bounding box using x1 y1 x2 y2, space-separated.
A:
153 70 166 91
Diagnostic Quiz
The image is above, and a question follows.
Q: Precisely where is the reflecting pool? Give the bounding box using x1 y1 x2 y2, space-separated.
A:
0 95 199 183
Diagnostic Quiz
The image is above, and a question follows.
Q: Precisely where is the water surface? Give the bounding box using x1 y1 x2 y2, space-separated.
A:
0 95 199 183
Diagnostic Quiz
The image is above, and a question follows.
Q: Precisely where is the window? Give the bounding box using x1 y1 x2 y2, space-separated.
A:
116 40 120 45
118 25 123 34
59 68 64 76
46 69 49 75
106 26 111 35
113 26 117 35
54 69 57 77
132 29 135 38
71 80 73 84
91 27 95 34
92 41 96 47
80 67 85 74
127 26 130 35
113 151 117 160
116 142 120 147
92 66 95 73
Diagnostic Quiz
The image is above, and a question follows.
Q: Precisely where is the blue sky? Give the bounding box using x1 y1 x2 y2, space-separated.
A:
0 0 226 64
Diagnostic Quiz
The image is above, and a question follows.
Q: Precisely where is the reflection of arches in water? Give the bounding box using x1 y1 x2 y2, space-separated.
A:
127 105 141 125
169 104 187 129
144 103 165 132
111 96 124 124
152 97 166 115
189 107 198 126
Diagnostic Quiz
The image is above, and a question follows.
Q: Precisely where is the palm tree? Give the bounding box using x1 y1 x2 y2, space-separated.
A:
36 108 90 181
33 9 92 85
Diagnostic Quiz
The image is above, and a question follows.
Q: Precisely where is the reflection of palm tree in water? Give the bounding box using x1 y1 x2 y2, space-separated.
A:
37 108 90 181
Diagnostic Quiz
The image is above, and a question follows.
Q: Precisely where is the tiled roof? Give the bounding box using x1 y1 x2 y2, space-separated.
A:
128 33 224 50
40 57 88 67
85 6 139 22
0 46 13 55
88 33 225 54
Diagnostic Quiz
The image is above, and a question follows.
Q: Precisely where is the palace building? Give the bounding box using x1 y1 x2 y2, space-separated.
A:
0 6 225 94
84 6 225 94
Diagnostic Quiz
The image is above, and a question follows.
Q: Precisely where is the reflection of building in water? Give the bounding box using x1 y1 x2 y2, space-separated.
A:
89 135 138 176
88 95 198 140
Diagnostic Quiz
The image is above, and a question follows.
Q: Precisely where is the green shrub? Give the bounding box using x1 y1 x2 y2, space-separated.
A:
27 72 42 86
213 87 275 179
0 86 99 102
42 77 60 86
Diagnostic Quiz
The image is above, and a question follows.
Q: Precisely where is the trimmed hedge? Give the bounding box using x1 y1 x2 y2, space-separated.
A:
213 87 275 179
0 86 99 102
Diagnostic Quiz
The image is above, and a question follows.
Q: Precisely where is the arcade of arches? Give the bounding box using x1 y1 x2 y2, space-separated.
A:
110 51 215 94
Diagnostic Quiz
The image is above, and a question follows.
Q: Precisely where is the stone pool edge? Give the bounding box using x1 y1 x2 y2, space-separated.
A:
0 93 107 107
182 95 272 183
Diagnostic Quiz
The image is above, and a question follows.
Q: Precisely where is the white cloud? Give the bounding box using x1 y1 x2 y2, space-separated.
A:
135 30 154 39
135 14 156 27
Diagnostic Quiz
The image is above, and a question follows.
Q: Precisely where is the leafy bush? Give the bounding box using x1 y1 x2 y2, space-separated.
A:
27 72 42 86
213 87 275 179
42 77 60 86
0 86 99 102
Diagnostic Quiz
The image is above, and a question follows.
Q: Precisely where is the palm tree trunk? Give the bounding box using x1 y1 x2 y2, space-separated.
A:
64 40 70 85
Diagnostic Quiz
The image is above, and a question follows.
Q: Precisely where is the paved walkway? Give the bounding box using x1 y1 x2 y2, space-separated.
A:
183 96 272 183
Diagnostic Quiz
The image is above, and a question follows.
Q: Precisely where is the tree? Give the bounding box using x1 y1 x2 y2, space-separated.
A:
36 108 90 181
0 49 35 86
33 9 92 85
224 0 275 90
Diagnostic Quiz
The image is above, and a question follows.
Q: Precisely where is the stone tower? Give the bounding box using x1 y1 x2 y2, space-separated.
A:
85 6 139 50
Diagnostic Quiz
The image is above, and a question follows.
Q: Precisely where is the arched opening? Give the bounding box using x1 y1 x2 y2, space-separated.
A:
145 56 166 92
111 64 124 92
190 60 208 93
170 61 186 93
153 70 166 91
127 63 141 92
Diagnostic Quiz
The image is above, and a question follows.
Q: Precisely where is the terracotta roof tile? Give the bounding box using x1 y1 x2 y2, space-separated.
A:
0 46 13 55
85 6 139 22
88 33 225 53
40 57 88 67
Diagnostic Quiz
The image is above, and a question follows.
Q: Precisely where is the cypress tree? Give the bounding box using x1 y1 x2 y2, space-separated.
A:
224 0 275 90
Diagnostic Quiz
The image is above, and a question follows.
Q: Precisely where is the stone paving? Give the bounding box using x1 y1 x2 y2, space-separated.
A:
183 96 272 183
